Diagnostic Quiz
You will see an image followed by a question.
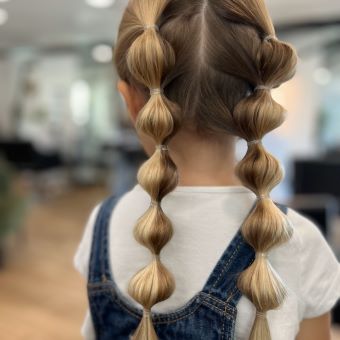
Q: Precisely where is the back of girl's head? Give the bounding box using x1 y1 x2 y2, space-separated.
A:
114 1 298 340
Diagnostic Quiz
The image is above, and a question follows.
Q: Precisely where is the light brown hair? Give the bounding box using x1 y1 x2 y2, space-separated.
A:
114 0 298 339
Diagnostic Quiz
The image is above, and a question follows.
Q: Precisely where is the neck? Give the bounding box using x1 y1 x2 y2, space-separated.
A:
168 129 242 187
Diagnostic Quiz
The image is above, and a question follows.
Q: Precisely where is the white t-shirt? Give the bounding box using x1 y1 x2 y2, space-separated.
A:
74 184 340 340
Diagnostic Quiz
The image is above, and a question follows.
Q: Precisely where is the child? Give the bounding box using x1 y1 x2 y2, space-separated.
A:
74 0 340 339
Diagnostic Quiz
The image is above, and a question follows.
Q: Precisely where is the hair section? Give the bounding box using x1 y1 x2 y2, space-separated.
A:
115 0 181 339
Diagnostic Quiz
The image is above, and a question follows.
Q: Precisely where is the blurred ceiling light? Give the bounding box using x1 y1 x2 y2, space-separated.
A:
0 8 8 26
92 44 113 63
313 67 332 86
71 80 91 126
0 0 10 2
86 0 115 8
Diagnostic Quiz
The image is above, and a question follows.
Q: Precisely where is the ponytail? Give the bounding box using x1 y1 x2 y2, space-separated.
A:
230 7 297 337
124 0 181 339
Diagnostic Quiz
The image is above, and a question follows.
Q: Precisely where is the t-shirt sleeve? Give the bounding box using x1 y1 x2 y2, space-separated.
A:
81 309 96 340
73 204 101 279
297 215 340 319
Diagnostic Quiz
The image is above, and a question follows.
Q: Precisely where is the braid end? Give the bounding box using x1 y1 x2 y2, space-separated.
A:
249 312 271 340
131 310 158 340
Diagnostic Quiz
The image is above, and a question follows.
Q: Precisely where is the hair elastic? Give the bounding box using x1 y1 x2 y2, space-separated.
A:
256 252 267 259
150 200 159 207
257 194 271 201
247 139 262 146
143 309 151 318
156 144 169 151
144 24 159 32
150 88 163 96
264 34 277 42
256 311 267 319
255 85 272 91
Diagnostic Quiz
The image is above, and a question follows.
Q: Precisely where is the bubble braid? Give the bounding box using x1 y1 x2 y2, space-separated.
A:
123 0 181 339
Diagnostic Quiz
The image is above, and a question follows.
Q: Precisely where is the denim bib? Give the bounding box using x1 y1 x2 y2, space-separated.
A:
87 195 287 340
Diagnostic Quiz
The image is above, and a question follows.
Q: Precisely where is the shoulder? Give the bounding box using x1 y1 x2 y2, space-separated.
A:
73 185 147 278
286 206 339 269
285 207 340 319
111 185 150 221
287 207 324 245
73 203 101 278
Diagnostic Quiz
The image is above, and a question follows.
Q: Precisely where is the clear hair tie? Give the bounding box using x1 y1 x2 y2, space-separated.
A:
247 139 262 146
143 309 151 318
150 200 159 207
257 194 271 201
255 85 272 91
150 88 163 96
256 252 267 259
256 311 267 318
264 34 277 42
156 144 169 151
144 24 159 32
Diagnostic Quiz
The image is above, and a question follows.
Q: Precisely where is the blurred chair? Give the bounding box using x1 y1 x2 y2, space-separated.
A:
0 157 26 268
293 158 340 324
294 158 340 209
289 194 338 237
0 140 63 171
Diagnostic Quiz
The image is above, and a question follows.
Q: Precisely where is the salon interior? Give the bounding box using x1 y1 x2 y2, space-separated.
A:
0 0 340 338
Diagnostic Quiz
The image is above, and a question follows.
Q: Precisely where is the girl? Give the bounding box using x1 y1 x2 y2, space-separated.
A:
74 0 340 339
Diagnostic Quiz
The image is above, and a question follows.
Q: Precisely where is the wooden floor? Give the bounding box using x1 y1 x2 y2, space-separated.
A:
0 186 108 340
0 185 339 340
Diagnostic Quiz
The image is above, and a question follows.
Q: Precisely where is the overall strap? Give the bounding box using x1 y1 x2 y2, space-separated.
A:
88 195 118 284
202 202 288 306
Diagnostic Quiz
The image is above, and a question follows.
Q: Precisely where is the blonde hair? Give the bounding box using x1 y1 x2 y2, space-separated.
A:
114 0 298 339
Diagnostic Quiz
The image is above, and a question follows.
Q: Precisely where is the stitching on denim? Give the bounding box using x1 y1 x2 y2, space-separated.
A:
89 285 237 325
153 303 203 324
202 302 234 322
91 282 204 323
211 239 242 291
225 286 238 340
89 197 115 283
109 291 143 319
201 300 225 315
89 207 101 283
100 197 116 280
226 286 239 305
201 238 243 312
222 292 230 340
112 291 203 324
199 293 235 315
227 317 236 340
221 311 226 340
95 287 204 324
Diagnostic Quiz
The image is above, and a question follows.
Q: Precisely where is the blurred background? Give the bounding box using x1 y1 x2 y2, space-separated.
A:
0 0 339 339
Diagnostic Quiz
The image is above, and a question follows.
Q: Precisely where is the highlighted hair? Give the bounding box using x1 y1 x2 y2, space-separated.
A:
115 0 298 339
116 0 181 339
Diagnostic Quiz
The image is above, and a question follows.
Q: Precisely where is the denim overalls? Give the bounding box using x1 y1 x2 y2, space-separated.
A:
87 195 288 340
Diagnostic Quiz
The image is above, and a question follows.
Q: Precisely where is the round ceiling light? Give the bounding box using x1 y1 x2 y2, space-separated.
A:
313 67 332 86
92 44 113 63
0 8 8 26
86 0 115 9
